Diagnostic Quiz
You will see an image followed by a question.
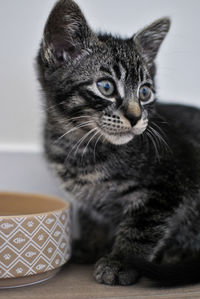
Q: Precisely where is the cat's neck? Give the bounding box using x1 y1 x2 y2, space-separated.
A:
46 126 146 168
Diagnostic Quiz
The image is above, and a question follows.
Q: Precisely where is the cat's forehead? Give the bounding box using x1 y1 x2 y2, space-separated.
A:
97 35 139 64
60 36 147 84
92 39 148 83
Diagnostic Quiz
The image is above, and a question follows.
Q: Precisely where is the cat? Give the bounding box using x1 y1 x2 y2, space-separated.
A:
37 0 200 286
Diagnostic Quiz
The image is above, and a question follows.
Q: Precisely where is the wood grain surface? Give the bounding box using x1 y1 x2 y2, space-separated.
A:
1 263 200 299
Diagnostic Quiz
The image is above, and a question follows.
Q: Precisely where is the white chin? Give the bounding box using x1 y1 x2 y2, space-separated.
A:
104 133 134 145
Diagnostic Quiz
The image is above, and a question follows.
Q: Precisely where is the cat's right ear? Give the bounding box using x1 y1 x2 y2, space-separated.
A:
41 0 95 65
134 18 171 68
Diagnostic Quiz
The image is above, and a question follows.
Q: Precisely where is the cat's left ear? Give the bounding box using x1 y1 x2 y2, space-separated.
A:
41 0 97 65
134 18 171 67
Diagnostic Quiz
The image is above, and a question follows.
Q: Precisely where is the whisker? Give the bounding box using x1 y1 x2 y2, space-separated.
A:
66 115 98 122
60 116 98 131
151 121 168 138
148 127 161 150
148 127 162 151
59 116 99 137
143 131 150 153
46 101 66 112
81 128 100 163
53 121 94 144
152 128 168 149
146 129 160 162
64 127 98 165
151 114 169 125
93 133 103 163
149 125 171 154
74 128 97 157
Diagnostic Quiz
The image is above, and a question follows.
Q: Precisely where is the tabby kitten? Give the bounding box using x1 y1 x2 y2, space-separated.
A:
37 0 200 286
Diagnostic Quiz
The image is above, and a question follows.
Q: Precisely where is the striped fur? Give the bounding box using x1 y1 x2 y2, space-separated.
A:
36 0 200 286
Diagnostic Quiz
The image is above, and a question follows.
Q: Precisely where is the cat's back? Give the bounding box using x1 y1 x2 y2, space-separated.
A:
156 103 200 143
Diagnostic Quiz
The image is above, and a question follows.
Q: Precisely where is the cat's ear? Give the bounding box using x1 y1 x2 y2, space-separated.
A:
134 18 170 67
41 0 95 65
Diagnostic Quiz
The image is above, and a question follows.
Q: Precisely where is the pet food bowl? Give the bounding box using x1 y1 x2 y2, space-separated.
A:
0 192 71 288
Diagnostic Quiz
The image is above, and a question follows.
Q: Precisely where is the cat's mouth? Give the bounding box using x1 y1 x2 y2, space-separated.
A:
100 129 134 145
98 113 148 145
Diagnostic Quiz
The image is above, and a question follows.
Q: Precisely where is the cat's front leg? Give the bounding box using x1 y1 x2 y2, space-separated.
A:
72 207 112 264
94 200 172 285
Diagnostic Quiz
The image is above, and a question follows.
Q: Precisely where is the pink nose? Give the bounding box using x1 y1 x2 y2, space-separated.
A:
125 101 142 126
125 112 141 126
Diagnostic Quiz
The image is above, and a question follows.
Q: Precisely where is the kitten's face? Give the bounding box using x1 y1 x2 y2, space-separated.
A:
50 48 154 145
38 0 170 146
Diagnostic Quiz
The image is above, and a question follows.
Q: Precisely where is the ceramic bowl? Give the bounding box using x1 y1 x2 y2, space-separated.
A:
0 192 71 288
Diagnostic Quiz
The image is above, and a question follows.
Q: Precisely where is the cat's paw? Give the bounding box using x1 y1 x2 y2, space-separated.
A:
94 256 139 286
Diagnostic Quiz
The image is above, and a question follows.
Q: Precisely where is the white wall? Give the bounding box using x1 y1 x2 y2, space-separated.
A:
1 0 200 151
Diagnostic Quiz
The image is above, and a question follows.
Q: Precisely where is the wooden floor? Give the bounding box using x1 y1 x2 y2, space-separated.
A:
1 263 200 299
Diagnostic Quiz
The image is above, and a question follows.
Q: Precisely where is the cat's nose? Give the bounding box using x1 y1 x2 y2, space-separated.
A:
125 101 142 126
125 112 141 126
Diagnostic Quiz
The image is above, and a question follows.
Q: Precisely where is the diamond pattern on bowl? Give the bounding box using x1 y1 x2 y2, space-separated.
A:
42 240 57 260
0 236 5 249
0 246 18 267
20 218 41 235
0 219 18 237
9 260 30 278
51 253 63 269
59 237 67 254
0 264 6 277
59 212 68 226
0 208 71 279
9 230 30 251
52 224 63 243
21 244 40 265
42 214 57 231
32 257 48 274
33 228 49 248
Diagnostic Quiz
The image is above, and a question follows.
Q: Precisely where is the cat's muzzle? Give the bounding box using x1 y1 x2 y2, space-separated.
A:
98 111 148 145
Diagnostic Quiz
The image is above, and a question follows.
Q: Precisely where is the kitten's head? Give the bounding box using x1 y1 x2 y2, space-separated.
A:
37 0 170 146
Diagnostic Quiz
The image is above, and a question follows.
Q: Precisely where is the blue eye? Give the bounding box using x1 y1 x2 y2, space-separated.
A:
97 80 115 97
139 85 152 102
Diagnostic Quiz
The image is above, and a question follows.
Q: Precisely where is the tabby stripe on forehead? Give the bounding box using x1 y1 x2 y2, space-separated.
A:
136 57 140 72
139 68 144 82
113 64 121 80
119 60 128 80
100 66 112 76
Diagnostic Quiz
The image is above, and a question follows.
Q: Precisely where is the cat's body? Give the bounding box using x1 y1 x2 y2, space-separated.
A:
37 0 200 286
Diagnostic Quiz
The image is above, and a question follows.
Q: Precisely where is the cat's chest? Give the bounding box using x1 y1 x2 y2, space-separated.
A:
74 182 124 223
71 175 145 214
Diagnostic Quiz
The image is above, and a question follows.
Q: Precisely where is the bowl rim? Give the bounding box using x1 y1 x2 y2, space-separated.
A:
0 191 70 219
